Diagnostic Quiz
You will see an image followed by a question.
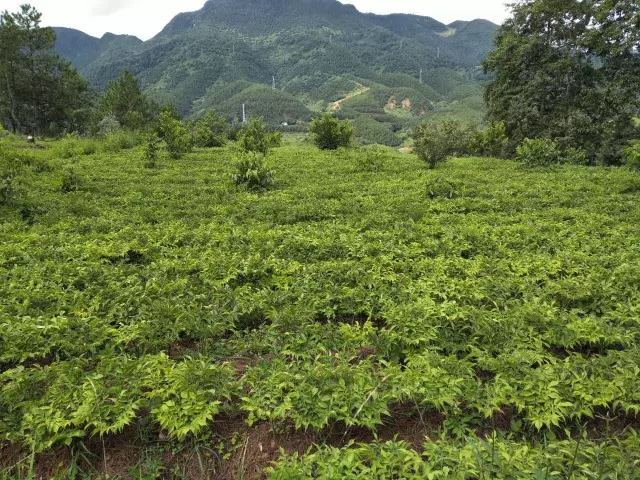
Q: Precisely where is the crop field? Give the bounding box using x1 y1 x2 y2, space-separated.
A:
1 135 640 478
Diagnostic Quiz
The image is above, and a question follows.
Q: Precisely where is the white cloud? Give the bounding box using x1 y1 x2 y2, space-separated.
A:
91 0 131 16
2 0 509 40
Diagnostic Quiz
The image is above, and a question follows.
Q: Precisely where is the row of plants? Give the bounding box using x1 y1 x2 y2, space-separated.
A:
411 119 640 169
1 135 638 477
267 433 640 479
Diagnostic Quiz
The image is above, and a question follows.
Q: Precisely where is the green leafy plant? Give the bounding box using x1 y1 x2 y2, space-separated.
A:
56 134 81 159
193 110 228 148
1 133 639 478
96 115 121 137
158 112 193 160
562 146 590 166
470 121 509 158
309 113 355 150
516 138 562 167
412 119 473 169
355 145 389 172
237 117 281 156
143 133 161 168
230 152 276 190
60 167 82 193
102 131 140 153
0 157 21 205
624 143 640 169
424 176 462 199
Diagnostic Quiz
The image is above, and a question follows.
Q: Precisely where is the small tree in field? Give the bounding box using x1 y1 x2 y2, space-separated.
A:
237 118 281 156
470 121 509 158
309 113 354 150
412 120 472 169
193 110 228 148
143 133 160 168
158 111 192 160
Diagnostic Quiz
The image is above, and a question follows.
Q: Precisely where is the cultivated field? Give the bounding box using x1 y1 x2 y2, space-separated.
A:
1 135 639 478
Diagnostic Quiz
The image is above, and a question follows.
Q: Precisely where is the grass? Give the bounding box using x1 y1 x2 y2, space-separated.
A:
1 134 639 478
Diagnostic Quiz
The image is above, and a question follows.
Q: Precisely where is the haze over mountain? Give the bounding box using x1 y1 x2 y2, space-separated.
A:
53 0 498 145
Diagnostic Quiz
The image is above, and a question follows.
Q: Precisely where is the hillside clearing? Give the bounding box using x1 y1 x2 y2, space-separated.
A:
329 83 370 111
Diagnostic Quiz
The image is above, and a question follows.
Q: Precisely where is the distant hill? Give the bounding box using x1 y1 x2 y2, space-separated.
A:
54 0 498 145
53 27 142 72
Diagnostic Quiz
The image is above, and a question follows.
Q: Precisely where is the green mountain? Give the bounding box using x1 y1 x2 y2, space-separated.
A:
53 27 142 72
54 0 498 145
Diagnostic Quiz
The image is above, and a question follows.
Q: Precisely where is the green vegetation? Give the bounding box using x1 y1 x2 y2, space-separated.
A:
412 119 473 169
516 138 589 168
237 117 281 156
142 133 160 168
192 110 228 148
0 132 639 477
309 113 354 150
0 6 91 136
230 151 276 191
1 0 639 477
624 143 640 169
94 70 151 131
484 0 640 164
157 112 193 160
48 0 498 145
470 121 509 158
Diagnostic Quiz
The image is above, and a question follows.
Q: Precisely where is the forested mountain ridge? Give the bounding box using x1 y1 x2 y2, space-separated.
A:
53 27 142 72
53 0 499 145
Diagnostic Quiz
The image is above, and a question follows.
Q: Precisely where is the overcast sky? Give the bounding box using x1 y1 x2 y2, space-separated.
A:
2 0 511 40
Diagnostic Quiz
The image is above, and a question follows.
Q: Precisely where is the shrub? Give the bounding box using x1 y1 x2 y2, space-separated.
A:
158 112 193 160
0 157 21 205
55 135 99 159
227 120 244 142
32 158 52 174
563 147 590 166
517 138 593 167
143 133 161 168
193 110 228 148
309 113 355 150
516 138 562 167
237 118 281 156
60 168 82 193
412 120 473 169
122 111 145 131
102 131 140 153
624 143 640 169
231 152 275 190
55 134 81 159
470 121 509 158
97 115 121 137
355 145 389 172
424 176 464 199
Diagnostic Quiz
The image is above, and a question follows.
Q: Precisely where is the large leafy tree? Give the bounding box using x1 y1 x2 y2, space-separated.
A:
96 70 150 130
483 0 640 163
0 5 92 135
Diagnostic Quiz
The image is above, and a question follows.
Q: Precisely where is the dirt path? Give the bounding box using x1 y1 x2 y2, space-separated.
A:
329 83 370 111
